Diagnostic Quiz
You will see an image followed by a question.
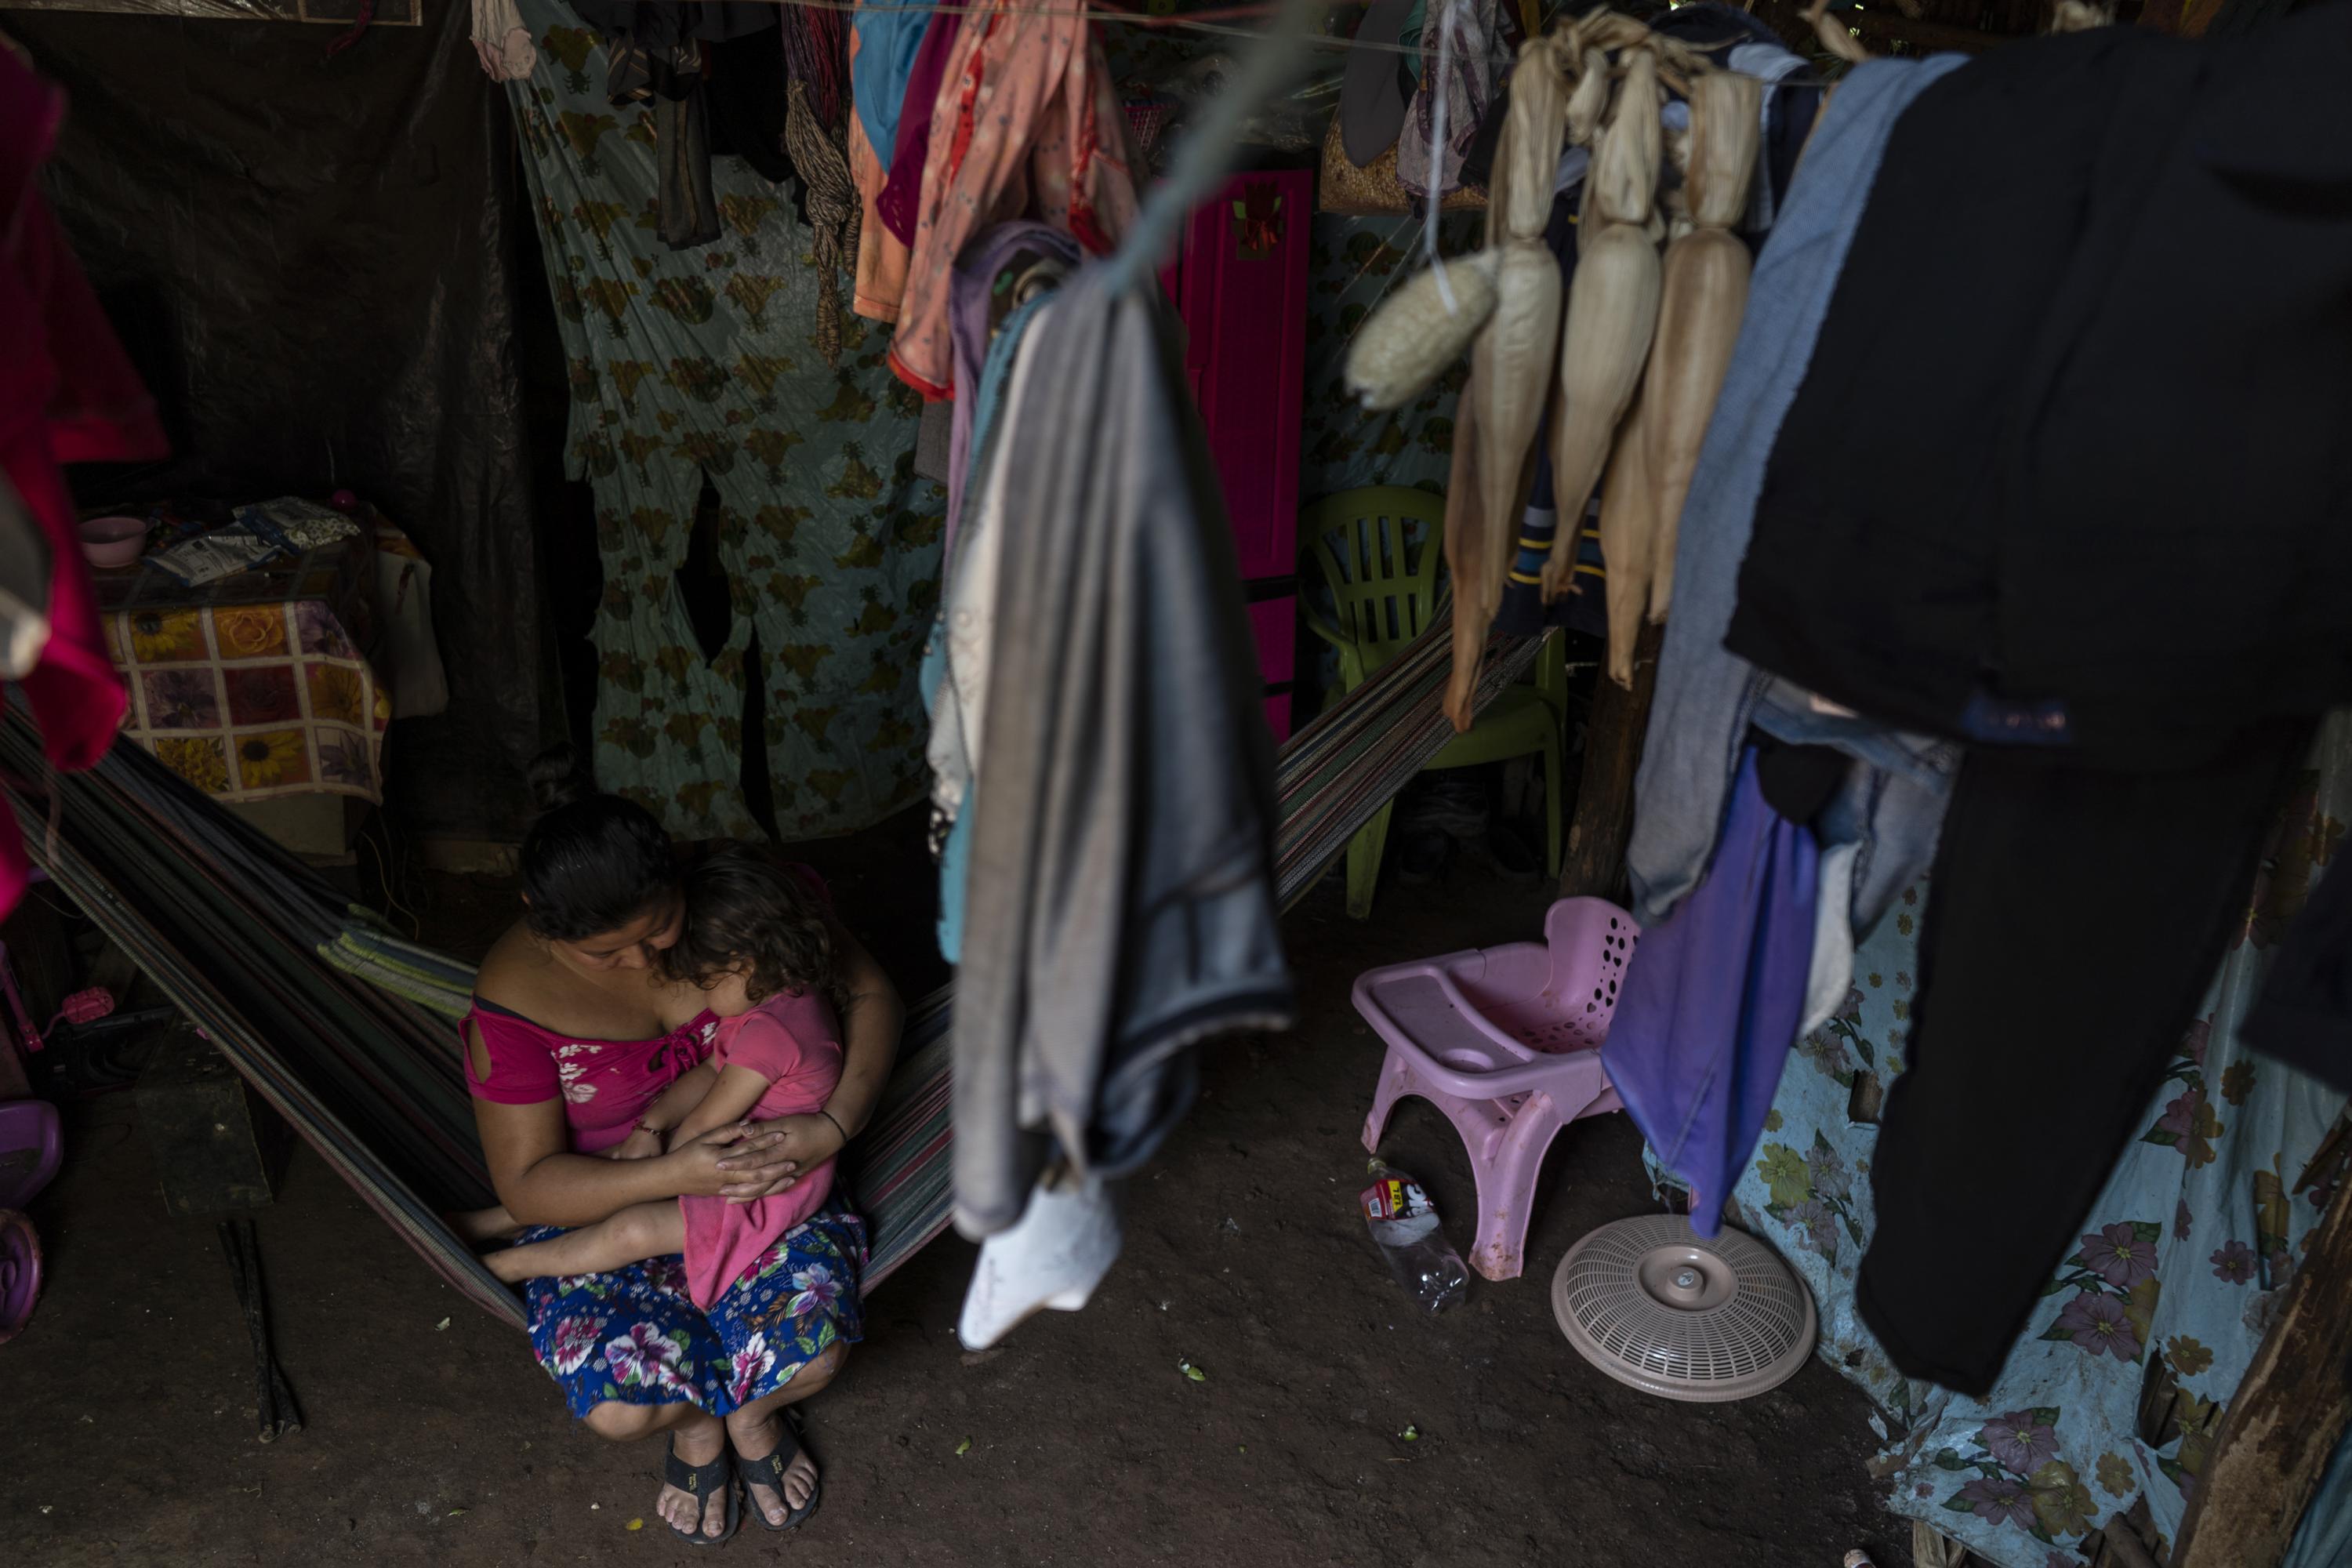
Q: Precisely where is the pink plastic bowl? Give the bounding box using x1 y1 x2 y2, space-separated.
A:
78 514 147 568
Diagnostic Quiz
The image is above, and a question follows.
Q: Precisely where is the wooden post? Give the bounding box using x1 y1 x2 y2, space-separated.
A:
1558 620 1663 903
2169 1159 2352 1567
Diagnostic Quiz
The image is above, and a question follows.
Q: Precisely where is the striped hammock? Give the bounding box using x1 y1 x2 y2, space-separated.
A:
3 617 1538 1329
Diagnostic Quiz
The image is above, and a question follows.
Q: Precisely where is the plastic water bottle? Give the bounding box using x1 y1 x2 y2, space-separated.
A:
1360 1159 1468 1312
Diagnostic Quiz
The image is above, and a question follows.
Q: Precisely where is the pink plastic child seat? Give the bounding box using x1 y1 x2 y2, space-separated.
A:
1356 898 1641 1280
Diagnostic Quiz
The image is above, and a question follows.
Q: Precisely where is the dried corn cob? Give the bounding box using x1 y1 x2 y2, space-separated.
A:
1500 42 1569 245
1642 225 1749 620
1684 70 1762 231
1472 241 1564 623
1345 249 1504 412
1565 46 1610 147
1596 390 1655 687
1590 47 1661 227
1443 373 1494 731
1541 219 1660 601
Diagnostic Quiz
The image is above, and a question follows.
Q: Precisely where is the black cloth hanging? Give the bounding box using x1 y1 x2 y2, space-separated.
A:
1715 9 2352 1396
1726 14 2352 771
572 1 782 252
2243 847 2352 1097
1857 721 2311 1395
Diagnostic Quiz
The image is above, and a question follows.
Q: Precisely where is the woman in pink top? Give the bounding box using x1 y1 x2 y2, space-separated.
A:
462 785 903 1546
477 851 848 1307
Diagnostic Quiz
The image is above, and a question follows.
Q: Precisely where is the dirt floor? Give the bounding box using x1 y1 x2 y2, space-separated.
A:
1 818 1904 1566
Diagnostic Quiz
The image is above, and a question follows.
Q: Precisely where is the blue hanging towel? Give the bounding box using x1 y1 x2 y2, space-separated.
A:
1601 746 1819 1234
850 6 932 175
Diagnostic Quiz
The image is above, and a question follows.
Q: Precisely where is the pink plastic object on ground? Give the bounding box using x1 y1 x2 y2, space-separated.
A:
0 1208 41 1344
1356 898 1641 1281
46 987 112 1033
0 1100 60 1210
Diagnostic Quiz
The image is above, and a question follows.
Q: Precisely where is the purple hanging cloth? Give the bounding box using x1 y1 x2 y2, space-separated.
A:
943 222 1083 562
876 5 963 246
1601 746 1819 1236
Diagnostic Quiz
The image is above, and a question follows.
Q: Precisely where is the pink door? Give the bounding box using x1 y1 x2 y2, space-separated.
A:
1167 169 1311 739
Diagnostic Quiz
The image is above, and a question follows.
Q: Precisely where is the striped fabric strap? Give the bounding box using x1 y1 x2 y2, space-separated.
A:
43 601 1542 1327
1273 615 1544 908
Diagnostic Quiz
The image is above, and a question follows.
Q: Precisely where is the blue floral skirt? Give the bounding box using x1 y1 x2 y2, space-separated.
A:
517 1204 866 1418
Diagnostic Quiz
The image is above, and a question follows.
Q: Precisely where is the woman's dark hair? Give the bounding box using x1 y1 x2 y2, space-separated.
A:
663 842 838 1008
518 750 681 942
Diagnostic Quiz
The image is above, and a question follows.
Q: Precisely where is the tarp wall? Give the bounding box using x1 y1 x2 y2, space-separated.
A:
3 2 564 836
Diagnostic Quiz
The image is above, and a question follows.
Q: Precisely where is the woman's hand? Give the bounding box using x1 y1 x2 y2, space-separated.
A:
603 1126 666 1162
662 1122 801 1199
713 1113 844 1203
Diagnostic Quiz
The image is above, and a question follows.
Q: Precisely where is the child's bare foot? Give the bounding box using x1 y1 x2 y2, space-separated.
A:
448 1205 525 1247
485 1242 543 1285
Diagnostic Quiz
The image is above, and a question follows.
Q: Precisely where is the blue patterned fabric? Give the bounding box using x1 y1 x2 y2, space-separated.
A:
504 0 939 842
850 5 931 174
1709 713 2352 1566
517 1206 868 1418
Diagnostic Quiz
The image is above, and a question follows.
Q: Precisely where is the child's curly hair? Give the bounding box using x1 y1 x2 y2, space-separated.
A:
662 841 839 1009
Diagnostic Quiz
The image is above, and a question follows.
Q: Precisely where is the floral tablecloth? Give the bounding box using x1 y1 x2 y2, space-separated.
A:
1711 713 2352 1567
95 528 393 805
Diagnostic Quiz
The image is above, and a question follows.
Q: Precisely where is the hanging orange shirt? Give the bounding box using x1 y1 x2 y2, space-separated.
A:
885 5 1137 400
848 25 912 325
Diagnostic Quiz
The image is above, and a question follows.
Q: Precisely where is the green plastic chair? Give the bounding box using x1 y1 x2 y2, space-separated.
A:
1301 485 1567 920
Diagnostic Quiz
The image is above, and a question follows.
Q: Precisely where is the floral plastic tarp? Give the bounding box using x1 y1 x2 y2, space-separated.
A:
506 0 1467 838
504 0 941 840
1722 713 2352 1567
1300 213 1473 503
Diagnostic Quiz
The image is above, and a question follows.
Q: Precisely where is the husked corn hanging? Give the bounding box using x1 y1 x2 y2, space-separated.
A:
1345 249 1504 412
1642 67 1760 620
1501 42 1569 244
1472 241 1564 623
1685 71 1763 231
1565 46 1610 148
1596 390 1655 688
1642 226 1749 622
1542 219 1659 601
1591 48 1661 228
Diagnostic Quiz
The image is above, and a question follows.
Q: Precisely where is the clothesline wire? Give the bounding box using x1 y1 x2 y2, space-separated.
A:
707 0 1837 74
692 0 1507 58
1109 0 1321 284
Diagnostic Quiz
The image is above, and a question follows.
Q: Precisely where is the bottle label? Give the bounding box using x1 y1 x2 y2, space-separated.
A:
1362 1175 1433 1224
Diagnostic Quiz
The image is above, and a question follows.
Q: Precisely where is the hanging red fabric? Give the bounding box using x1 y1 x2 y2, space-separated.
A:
0 49 169 923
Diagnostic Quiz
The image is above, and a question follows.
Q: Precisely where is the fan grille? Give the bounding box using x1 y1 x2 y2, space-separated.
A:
1551 1214 1816 1403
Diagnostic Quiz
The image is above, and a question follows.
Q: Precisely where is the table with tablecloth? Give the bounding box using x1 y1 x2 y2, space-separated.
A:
93 524 400 806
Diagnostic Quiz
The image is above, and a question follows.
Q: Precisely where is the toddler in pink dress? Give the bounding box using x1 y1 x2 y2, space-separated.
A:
485 848 845 1308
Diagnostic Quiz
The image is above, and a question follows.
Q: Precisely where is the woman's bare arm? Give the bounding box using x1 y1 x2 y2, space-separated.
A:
824 919 904 1139
466 1026 797 1226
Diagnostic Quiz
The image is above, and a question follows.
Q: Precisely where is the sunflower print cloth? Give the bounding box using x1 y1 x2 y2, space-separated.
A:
1680 712 2352 1568
516 1204 868 1418
503 0 943 840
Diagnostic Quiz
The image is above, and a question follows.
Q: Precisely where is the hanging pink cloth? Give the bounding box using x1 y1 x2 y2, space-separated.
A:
885 4 1138 400
0 50 169 919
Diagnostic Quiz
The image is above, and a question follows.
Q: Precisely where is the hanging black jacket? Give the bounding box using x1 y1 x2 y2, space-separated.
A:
1726 10 2352 771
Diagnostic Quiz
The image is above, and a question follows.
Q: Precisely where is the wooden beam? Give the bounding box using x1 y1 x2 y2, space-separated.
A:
1558 619 1662 903
2169 1155 2352 1567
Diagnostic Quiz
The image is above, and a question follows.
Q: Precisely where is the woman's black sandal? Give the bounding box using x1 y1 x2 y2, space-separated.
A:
662 1435 739 1547
736 1410 822 1533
